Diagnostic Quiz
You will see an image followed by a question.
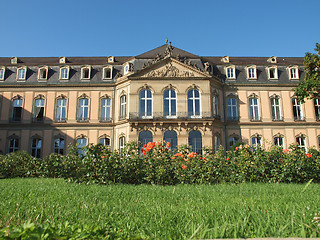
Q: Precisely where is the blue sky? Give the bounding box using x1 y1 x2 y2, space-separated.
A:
1 0 319 57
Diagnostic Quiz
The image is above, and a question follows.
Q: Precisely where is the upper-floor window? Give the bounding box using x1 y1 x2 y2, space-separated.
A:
187 89 200 117
31 137 42 158
103 67 113 80
100 97 111 121
34 98 45 122
8 136 19 153
314 99 320 121
163 89 177 118
270 96 282 121
225 66 235 79
267 66 278 80
296 136 307 152
227 97 238 121
56 97 67 122
17 67 27 80
60 67 69 80
214 95 220 118
249 96 260 121
0 67 5 80
139 89 153 118
246 66 257 79
38 67 48 80
78 97 89 121
119 95 126 120
288 66 299 80
81 66 91 80
292 98 303 121
54 136 65 155
12 97 23 122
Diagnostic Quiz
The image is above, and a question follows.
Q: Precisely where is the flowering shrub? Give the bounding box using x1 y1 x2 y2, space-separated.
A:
0 142 320 184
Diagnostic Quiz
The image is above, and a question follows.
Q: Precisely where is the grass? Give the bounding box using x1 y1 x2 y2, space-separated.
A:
0 178 319 239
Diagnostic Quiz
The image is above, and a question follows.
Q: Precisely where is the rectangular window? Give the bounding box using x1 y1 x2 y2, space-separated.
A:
120 95 126 119
296 137 306 152
54 137 65 155
31 138 42 158
290 68 298 79
271 97 282 120
77 138 87 157
249 98 260 121
81 68 90 79
314 99 320 120
214 96 219 118
292 98 303 120
103 68 112 79
17 68 26 80
268 67 278 79
8 138 19 153
119 136 125 151
227 98 238 121
229 136 239 148
0 68 5 80
100 98 111 121
252 137 261 146
274 137 284 147
100 138 110 147
34 99 45 122
248 68 256 79
12 99 23 121
78 98 89 121
38 68 48 80
56 98 67 122
227 67 235 79
60 68 69 79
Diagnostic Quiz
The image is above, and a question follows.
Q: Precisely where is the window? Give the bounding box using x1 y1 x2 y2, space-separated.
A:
314 99 320 120
60 67 69 80
8 137 19 153
267 66 278 80
139 131 153 146
56 98 67 122
226 66 235 79
164 130 177 150
0 67 5 80
99 137 110 147
119 95 126 120
229 136 239 148
31 137 42 158
54 137 65 155
100 98 111 121
38 67 48 80
78 98 89 121
292 98 303 121
81 66 91 80
274 136 284 147
187 89 200 117
17 67 26 80
163 89 177 118
139 89 152 118
77 137 87 157
103 67 113 79
214 135 221 151
12 97 23 122
188 130 202 154
247 66 257 79
249 97 260 121
214 95 220 118
288 66 299 80
252 135 262 146
119 136 125 152
227 97 238 121
270 96 282 121
34 98 45 122
296 136 307 152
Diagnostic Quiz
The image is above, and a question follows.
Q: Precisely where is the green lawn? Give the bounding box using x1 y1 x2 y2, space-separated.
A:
0 178 319 239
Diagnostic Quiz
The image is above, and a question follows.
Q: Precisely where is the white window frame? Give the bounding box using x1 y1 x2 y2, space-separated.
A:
296 136 307 152
59 66 70 80
246 65 257 80
273 136 284 148
249 97 260 121
103 66 113 80
100 97 111 122
119 136 125 151
270 96 282 121
0 67 5 81
12 97 23 122
188 89 201 118
227 97 238 121
266 66 278 80
17 67 27 81
252 135 262 147
55 97 67 122
31 137 42 158
8 137 19 153
314 99 320 120
53 136 65 155
292 98 304 121
77 98 90 121
229 136 239 148
163 89 177 118
139 89 153 119
81 66 91 80
77 137 87 157
99 137 111 148
119 95 126 120
34 98 45 122
38 66 48 81
225 66 236 79
288 66 299 80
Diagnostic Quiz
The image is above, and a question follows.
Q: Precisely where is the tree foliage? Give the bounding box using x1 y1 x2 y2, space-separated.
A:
294 43 320 102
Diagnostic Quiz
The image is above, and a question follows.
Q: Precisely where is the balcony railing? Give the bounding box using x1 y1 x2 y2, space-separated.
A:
128 112 219 120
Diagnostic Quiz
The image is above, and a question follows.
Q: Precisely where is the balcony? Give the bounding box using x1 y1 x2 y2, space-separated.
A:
128 112 218 120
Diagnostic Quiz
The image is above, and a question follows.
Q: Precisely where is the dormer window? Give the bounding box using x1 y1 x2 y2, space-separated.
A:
17 67 27 81
103 66 113 80
246 65 257 80
38 66 48 81
0 67 5 80
288 66 299 80
124 64 129 75
60 66 69 80
266 66 278 80
225 65 236 79
81 66 91 80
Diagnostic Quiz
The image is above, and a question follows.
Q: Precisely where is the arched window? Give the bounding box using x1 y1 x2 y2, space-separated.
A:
77 137 87 157
119 95 126 120
251 134 262 147
99 137 110 148
163 89 177 118
296 135 307 152
139 89 152 118
33 96 45 122
187 89 200 117
274 134 284 147
12 96 23 122
229 135 239 148
8 135 19 153
100 97 111 121
31 136 42 158
139 130 153 146
77 96 89 121
249 95 259 121
119 136 126 152
56 96 67 122
164 130 177 149
188 130 202 154
54 136 65 155
270 95 282 121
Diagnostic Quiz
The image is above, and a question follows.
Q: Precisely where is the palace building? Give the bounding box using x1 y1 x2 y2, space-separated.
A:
0 43 319 157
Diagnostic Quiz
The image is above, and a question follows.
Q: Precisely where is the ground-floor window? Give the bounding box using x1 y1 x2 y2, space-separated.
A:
77 138 87 157
163 130 177 150
31 138 42 158
138 130 153 146
188 130 202 154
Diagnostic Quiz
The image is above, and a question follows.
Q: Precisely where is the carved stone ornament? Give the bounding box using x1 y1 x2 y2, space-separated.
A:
145 62 196 78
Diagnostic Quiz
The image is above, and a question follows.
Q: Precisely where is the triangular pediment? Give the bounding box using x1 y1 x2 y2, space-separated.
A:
131 58 211 79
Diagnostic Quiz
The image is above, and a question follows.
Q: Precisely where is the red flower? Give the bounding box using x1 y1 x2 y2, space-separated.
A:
157 142 161 146
306 153 312 158
144 144 147 148
226 157 230 161
141 148 146 157
181 164 187 170
235 147 239 151
166 142 171 148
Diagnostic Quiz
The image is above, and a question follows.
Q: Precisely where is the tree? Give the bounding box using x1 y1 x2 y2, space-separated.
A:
294 43 320 102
